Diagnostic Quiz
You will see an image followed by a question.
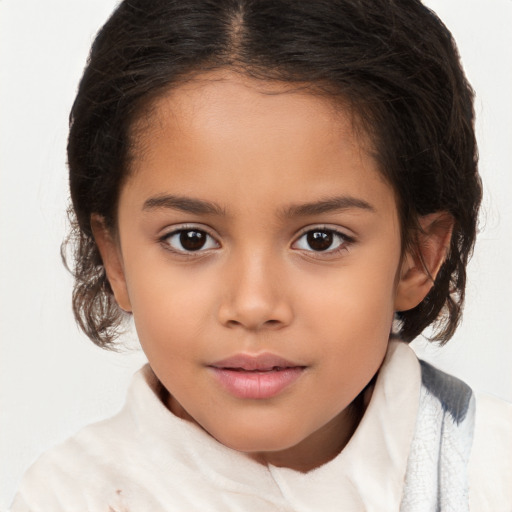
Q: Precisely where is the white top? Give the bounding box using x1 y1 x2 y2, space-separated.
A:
10 341 512 511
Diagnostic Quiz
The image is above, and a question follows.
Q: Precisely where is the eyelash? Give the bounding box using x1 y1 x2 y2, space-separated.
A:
160 225 219 255
159 225 354 257
292 227 354 257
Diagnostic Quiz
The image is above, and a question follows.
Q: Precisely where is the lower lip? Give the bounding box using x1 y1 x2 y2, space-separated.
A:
210 367 305 399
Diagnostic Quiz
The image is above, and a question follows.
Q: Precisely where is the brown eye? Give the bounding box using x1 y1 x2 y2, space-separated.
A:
180 230 207 251
293 228 350 253
164 228 219 253
306 230 333 251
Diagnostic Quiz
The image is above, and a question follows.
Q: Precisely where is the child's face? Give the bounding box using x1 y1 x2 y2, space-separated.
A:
103 72 415 470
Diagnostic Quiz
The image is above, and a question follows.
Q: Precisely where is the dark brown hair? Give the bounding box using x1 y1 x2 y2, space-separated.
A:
65 0 482 348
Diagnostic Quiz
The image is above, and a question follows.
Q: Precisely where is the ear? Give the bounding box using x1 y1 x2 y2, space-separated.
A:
394 212 454 312
91 214 132 313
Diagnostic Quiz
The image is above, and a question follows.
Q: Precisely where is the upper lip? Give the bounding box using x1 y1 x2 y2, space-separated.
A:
209 353 305 371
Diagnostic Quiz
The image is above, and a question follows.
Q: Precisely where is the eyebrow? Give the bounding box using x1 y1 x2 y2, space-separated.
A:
142 195 225 216
142 194 375 218
280 196 375 218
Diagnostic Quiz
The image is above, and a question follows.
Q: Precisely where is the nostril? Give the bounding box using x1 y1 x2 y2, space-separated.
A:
225 318 282 329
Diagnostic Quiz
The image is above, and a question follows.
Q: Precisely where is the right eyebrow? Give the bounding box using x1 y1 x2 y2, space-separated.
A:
142 194 226 216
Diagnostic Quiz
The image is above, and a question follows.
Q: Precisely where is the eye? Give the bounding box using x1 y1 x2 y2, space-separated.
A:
162 228 219 253
293 228 351 253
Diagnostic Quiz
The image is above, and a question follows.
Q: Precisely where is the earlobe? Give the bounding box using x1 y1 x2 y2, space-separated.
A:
394 212 454 312
90 214 132 313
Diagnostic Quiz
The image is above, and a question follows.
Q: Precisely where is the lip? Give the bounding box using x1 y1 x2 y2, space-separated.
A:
208 353 307 399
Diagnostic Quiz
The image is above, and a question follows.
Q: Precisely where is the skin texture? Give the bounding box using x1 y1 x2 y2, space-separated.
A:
93 71 452 472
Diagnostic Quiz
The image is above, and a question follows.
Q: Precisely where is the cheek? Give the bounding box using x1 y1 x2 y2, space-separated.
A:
299 252 399 330
296 251 399 380
123 257 219 355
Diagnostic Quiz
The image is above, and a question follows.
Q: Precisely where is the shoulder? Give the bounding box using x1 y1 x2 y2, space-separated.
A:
469 392 512 510
411 354 511 510
9 365 175 511
10 408 141 511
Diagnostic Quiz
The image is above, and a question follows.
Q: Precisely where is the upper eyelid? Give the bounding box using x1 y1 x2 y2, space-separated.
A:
291 226 355 252
159 225 221 251
160 223 219 239
293 225 354 240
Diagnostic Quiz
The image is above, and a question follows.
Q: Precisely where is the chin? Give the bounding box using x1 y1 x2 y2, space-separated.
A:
206 419 305 454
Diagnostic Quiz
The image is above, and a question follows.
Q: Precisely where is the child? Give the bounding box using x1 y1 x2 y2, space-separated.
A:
10 0 511 510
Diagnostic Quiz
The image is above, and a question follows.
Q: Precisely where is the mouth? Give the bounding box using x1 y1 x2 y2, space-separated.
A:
208 353 307 399
210 353 304 371
219 366 297 372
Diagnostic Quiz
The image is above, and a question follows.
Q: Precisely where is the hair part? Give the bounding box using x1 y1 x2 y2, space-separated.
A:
65 0 481 348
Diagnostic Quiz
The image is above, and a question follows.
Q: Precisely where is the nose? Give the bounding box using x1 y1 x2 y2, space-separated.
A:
217 250 294 331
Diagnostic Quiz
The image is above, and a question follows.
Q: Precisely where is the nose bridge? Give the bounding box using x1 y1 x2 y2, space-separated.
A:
219 244 292 330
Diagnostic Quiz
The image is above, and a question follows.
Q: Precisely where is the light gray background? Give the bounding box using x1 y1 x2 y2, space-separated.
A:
1 0 511 508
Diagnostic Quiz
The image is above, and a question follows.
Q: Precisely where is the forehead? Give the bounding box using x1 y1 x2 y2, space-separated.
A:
131 71 372 162
124 71 395 218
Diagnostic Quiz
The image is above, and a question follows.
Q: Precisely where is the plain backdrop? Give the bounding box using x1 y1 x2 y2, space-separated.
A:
1 0 511 508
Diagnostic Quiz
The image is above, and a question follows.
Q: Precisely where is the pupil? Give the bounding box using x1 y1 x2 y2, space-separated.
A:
307 231 333 251
180 230 206 251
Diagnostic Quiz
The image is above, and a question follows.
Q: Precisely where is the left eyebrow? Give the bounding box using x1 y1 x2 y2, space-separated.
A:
279 196 376 218
142 194 226 216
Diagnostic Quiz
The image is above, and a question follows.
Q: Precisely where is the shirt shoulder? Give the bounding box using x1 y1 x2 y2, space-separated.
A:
469 392 512 510
9 411 142 511
9 366 179 511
